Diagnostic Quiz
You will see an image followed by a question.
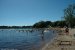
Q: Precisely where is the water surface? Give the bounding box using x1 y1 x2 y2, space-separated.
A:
0 29 56 50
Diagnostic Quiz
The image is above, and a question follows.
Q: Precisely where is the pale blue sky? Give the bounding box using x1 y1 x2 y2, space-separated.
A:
0 0 75 26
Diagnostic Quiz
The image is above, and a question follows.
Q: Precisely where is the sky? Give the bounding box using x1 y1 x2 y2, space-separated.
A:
0 0 75 26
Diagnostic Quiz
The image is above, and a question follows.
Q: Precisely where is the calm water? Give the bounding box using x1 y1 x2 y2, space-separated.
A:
0 29 56 50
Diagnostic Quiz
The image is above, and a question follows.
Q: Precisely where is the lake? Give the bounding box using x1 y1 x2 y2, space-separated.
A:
0 29 56 50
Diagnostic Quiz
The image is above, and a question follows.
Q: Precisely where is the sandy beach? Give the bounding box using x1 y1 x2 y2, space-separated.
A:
41 28 75 50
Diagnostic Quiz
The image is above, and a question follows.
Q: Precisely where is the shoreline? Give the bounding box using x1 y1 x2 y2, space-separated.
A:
41 28 75 50
41 34 58 50
41 28 61 50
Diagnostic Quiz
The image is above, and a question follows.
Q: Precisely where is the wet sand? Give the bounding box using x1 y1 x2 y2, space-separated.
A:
41 28 75 50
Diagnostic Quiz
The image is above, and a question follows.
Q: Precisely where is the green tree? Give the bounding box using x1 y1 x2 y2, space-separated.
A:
33 21 46 28
33 21 52 28
52 21 66 27
64 4 75 27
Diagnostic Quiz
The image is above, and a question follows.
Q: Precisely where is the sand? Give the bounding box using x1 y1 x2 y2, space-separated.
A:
41 28 75 50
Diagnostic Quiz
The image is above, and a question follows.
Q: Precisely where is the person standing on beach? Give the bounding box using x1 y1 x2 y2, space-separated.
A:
65 27 69 35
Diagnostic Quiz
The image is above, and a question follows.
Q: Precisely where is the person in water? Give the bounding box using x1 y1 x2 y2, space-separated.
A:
40 29 44 40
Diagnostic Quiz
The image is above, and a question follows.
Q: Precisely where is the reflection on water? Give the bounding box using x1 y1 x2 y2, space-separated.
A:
0 29 56 50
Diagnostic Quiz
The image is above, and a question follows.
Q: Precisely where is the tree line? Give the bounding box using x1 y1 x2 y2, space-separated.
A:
0 26 32 29
33 20 67 28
